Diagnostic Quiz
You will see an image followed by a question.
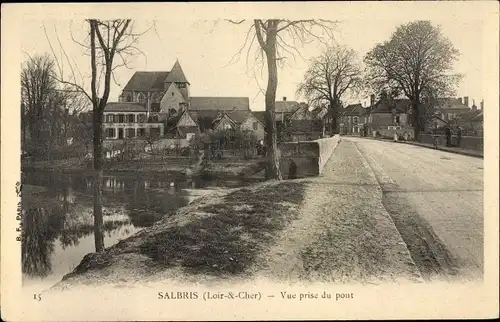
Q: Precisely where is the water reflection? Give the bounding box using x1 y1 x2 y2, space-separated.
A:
21 171 253 284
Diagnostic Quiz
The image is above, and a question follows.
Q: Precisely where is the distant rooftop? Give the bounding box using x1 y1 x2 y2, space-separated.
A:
104 102 146 112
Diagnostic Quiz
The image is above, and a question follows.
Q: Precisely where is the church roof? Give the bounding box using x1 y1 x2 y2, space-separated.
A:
165 60 189 84
189 97 250 112
123 71 169 91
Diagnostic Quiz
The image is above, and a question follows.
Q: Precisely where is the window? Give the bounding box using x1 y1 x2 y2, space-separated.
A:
106 128 115 138
448 113 453 120
252 122 258 131
353 116 358 124
128 114 135 123
105 114 114 123
394 115 400 124
151 93 158 103
118 114 125 123
138 114 146 123
171 92 174 96
177 82 186 88
137 128 146 137
137 93 145 104
126 128 135 138
126 94 132 102
168 108 177 116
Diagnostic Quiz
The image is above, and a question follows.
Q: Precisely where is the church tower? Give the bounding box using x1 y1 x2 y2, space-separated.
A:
164 59 190 101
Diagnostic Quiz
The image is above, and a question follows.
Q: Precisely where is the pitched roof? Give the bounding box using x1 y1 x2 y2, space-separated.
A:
370 99 411 114
341 103 366 116
275 100 299 113
311 105 328 118
213 113 238 129
104 102 147 112
252 111 266 125
187 109 254 126
123 72 169 91
189 97 250 112
165 60 189 84
228 110 255 124
290 103 316 120
189 110 220 122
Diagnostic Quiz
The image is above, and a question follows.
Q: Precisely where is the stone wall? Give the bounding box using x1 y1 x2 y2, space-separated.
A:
279 135 340 179
316 135 341 174
419 134 483 151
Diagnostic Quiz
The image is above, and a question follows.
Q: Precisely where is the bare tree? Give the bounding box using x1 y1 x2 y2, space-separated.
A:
364 20 462 140
297 45 362 134
45 19 150 252
21 54 58 156
228 19 337 180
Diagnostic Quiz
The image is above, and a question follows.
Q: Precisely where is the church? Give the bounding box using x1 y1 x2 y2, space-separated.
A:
102 60 266 141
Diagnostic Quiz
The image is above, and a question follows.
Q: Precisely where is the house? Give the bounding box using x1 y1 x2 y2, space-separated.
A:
431 97 471 128
275 97 300 122
339 103 368 135
102 102 165 140
446 100 484 135
104 60 262 140
366 98 412 134
281 103 324 141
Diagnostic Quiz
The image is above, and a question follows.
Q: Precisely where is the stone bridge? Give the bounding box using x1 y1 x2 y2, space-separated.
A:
279 135 341 179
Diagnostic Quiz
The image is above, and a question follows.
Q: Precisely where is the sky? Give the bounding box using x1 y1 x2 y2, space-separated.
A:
21 18 484 112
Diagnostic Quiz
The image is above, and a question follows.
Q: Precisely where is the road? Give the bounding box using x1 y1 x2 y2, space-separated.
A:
348 137 483 281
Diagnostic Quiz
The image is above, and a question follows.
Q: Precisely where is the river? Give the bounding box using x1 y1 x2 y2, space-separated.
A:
21 170 257 288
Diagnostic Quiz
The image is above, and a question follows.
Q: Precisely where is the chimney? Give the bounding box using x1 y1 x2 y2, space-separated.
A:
480 99 484 110
283 97 287 101
464 96 469 107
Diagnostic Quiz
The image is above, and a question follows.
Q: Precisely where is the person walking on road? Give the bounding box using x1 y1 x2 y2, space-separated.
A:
445 125 452 147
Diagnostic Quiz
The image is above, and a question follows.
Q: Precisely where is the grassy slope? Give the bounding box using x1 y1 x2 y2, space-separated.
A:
55 180 306 287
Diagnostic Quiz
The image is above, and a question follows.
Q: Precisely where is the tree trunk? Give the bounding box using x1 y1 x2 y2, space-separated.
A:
92 113 105 252
412 101 421 141
264 28 282 180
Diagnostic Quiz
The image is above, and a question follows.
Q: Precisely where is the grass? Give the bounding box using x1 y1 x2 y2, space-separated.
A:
137 181 305 276
63 181 306 281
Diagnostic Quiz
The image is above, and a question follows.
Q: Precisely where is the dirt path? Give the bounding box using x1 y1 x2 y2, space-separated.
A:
254 140 423 284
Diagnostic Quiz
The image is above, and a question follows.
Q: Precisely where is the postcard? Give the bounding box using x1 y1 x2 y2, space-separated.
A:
1 2 498 321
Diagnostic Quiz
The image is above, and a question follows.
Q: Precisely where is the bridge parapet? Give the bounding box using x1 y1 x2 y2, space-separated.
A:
279 135 340 179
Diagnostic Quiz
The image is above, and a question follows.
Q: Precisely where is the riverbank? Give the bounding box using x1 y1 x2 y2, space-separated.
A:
53 179 307 288
21 157 266 179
